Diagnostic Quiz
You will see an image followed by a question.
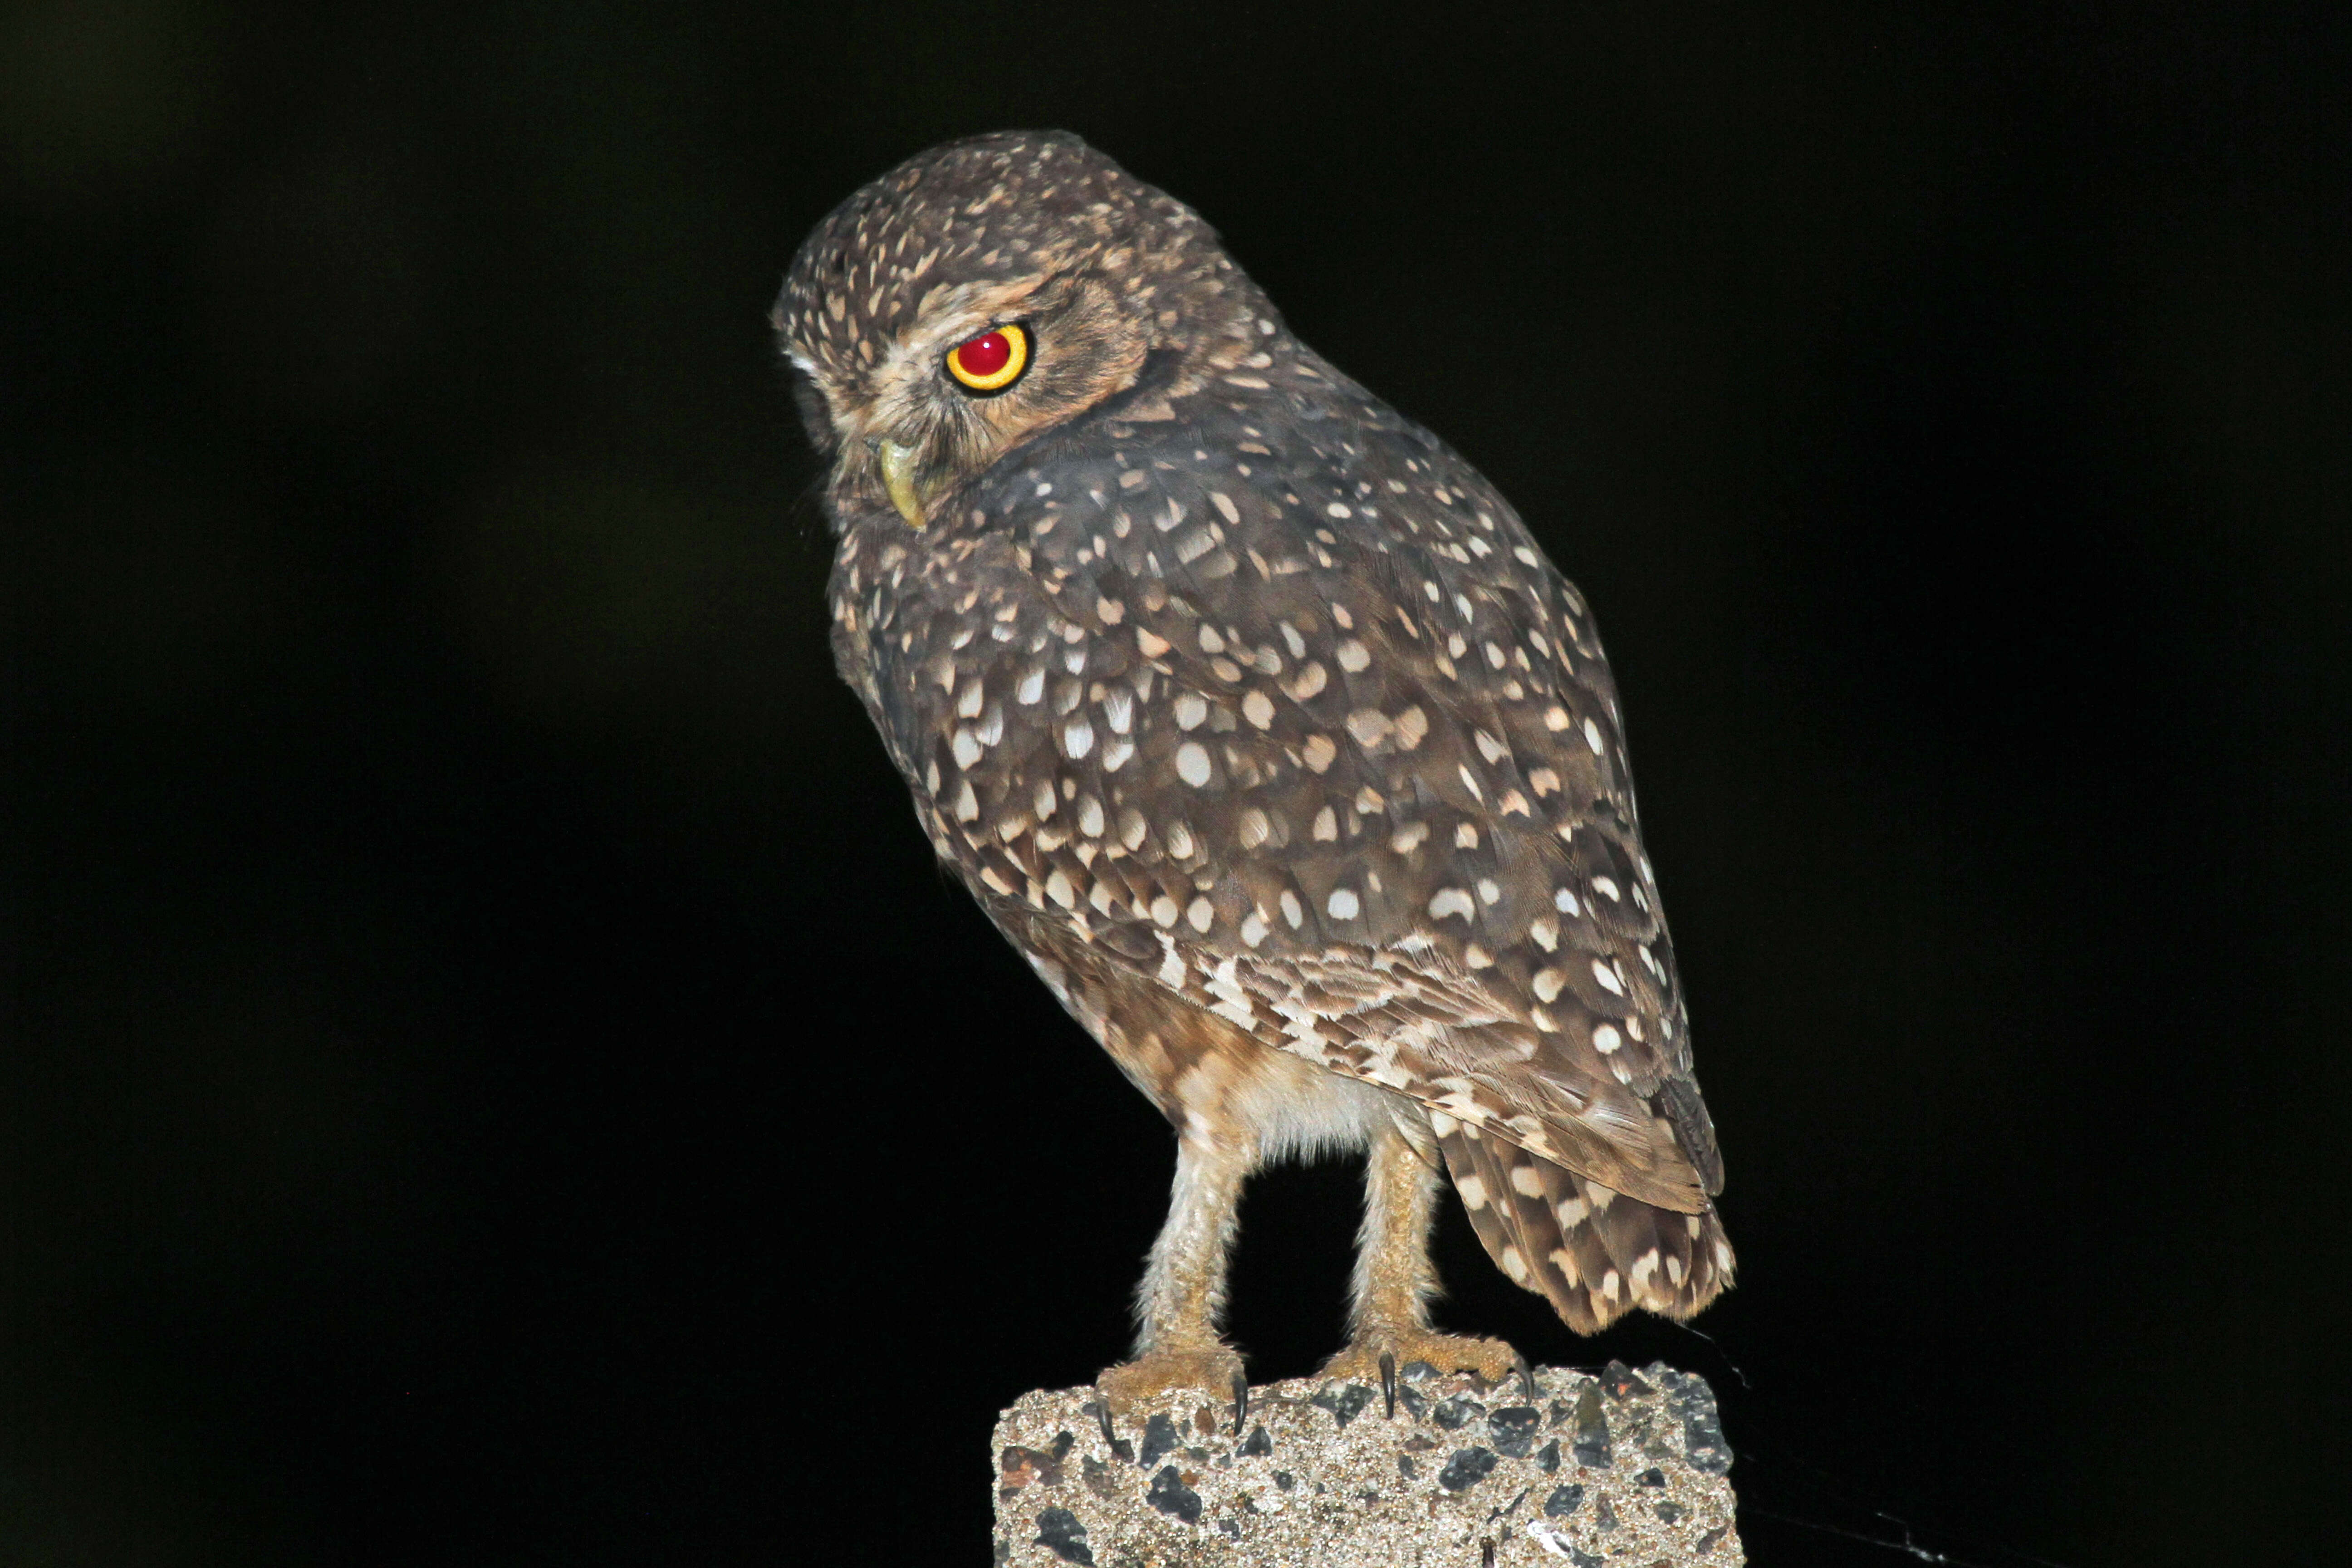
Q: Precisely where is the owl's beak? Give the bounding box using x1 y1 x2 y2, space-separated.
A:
873 438 927 529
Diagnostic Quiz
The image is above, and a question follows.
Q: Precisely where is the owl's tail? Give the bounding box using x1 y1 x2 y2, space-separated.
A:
1436 1122 1734 1333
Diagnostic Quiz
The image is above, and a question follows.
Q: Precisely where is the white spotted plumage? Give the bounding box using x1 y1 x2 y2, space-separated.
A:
782 130 1731 1362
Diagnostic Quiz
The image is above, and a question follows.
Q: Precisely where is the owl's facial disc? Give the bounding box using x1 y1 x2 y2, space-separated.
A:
873 323 1033 527
813 269 1152 531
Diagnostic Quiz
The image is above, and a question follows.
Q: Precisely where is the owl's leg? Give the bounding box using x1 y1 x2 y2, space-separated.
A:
1095 1124 1253 1416
1321 1112 1518 1391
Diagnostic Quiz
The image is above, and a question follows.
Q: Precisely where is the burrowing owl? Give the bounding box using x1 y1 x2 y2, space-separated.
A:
774 131 1730 1411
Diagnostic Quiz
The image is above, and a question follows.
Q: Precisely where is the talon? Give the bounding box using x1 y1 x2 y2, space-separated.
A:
1095 1398 1117 1450
1516 1353 1537 1403
1380 1350 1398 1420
1231 1371 1249 1437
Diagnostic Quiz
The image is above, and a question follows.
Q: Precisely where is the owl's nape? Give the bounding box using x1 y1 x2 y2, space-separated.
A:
778 131 1731 1406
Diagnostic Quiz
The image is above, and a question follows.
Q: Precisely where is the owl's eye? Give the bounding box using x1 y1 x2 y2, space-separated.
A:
944 323 1030 394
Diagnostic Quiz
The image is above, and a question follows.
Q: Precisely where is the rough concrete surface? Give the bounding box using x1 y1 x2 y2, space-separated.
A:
992 1360 1740 1567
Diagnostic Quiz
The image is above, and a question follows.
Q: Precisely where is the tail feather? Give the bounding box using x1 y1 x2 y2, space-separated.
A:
1437 1121 1733 1333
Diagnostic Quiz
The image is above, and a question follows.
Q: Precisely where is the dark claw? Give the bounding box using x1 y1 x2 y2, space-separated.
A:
1515 1353 1538 1404
1380 1351 1398 1420
1231 1370 1249 1437
1095 1397 1117 1450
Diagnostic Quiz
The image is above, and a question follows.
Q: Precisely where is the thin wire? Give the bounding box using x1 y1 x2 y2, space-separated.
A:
1664 1318 1753 1390
1747 1505 1975 1564
1647 1320 2078 1568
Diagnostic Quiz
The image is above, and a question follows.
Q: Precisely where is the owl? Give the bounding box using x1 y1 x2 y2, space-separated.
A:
774 132 1730 1413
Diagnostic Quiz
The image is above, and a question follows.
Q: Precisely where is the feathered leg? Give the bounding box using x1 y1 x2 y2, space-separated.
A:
1321 1112 1517 1390
1095 1123 1253 1414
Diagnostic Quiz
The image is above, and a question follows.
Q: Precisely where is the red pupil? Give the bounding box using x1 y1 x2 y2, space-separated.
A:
956 331 1012 378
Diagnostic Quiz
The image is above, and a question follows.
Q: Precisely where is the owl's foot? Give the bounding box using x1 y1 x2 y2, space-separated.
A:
1096 1344 1248 1421
1321 1328 1519 1415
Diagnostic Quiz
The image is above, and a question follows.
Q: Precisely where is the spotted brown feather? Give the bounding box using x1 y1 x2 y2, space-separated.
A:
782 131 1732 1384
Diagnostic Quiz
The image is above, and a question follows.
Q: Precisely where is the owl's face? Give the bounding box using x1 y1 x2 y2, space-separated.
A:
774 131 1265 532
791 264 1155 531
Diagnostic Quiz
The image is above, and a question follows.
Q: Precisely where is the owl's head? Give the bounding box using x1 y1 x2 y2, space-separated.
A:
774 131 1270 531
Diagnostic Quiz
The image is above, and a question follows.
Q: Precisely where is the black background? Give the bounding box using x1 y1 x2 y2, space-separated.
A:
5 3 2346 1563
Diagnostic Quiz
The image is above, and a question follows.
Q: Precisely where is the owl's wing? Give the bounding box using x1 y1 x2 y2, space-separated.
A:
871 400 1720 1216
1105 558 1719 1215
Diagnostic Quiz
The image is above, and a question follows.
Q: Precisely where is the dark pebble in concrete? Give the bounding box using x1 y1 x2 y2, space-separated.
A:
1657 1367 1734 1476
1438 1447 1499 1491
1034 1507 1096 1566
1571 1386 1612 1467
1433 1396 1485 1430
1309 1383 1376 1429
1003 1444 1064 1489
1145 1466 1202 1524
1139 1414 1180 1469
1602 1360 1653 1399
1488 1406 1541 1457
1544 1484 1586 1518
